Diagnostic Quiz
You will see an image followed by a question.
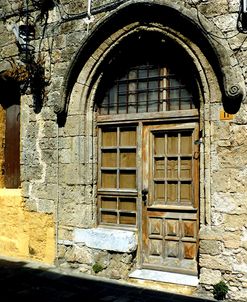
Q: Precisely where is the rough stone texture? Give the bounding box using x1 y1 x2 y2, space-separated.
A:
0 189 55 263
0 0 247 301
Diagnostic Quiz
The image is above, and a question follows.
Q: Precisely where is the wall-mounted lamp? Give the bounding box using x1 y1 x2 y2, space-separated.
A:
13 24 35 63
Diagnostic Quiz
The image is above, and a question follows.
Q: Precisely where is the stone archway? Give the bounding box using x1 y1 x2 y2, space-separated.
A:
57 0 246 285
57 0 245 116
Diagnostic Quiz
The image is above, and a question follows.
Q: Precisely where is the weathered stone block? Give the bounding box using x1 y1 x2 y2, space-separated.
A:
198 0 228 17
199 268 222 285
60 115 85 137
200 240 223 255
200 254 232 271
74 228 137 253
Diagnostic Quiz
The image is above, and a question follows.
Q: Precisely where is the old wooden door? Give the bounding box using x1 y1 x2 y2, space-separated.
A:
97 52 200 275
141 122 199 275
5 104 20 188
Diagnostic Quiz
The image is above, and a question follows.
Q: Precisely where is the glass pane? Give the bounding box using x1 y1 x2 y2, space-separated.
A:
138 91 147 113
180 100 192 110
119 94 126 114
119 82 126 93
102 151 117 167
128 94 137 113
154 158 165 178
181 132 192 154
120 128 136 146
167 182 177 203
128 79 137 113
102 129 117 147
154 134 164 155
101 197 117 209
101 211 117 224
101 171 117 188
167 133 178 154
169 78 180 111
119 213 136 225
180 88 192 110
129 69 137 80
149 68 159 78
119 197 136 211
138 80 147 113
100 96 108 114
120 150 136 167
128 80 136 92
180 158 192 179
180 182 192 202
154 182 165 202
119 171 136 189
167 158 178 179
169 98 180 111
138 68 148 79
148 80 159 112
170 78 180 89
109 86 117 114
139 81 147 90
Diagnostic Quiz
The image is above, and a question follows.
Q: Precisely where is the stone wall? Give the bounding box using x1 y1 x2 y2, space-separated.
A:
0 0 247 301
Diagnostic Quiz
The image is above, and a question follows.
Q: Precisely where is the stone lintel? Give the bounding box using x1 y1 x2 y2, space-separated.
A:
74 228 137 253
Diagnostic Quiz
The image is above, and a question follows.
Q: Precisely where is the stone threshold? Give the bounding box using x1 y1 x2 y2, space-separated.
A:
129 269 199 287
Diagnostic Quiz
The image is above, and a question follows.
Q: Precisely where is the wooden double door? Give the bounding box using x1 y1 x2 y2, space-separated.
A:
98 120 199 275
141 122 199 275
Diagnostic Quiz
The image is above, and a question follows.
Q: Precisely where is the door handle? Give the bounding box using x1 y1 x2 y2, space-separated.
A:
142 188 148 205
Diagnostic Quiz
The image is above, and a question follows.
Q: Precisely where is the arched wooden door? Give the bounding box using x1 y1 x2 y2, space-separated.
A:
97 56 200 275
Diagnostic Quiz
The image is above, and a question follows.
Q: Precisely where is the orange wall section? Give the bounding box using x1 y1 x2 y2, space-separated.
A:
0 189 55 264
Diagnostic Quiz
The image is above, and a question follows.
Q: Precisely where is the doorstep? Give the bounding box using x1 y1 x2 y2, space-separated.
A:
129 269 199 287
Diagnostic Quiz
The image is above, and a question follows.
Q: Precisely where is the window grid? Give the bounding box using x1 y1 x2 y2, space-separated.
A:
152 131 193 206
99 64 195 115
99 196 137 226
98 126 137 227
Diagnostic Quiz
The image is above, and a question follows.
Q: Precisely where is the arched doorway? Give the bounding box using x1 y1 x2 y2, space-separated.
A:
59 1 245 282
96 34 200 275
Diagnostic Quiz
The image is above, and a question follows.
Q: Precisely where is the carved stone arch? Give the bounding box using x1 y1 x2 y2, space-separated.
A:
57 0 245 118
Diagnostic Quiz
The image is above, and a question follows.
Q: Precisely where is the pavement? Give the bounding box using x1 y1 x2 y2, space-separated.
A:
0 256 215 302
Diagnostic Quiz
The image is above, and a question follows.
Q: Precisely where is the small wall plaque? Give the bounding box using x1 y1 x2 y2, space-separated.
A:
220 109 234 120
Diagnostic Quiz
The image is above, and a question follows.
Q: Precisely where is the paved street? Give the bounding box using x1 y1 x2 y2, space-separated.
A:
0 257 215 302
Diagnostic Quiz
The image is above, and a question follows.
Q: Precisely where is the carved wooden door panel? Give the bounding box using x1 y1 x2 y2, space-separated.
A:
142 122 199 275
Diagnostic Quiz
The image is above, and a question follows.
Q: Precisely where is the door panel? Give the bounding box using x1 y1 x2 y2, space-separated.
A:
142 123 199 275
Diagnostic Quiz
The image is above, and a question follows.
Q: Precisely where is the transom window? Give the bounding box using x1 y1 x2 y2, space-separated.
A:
99 63 196 115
